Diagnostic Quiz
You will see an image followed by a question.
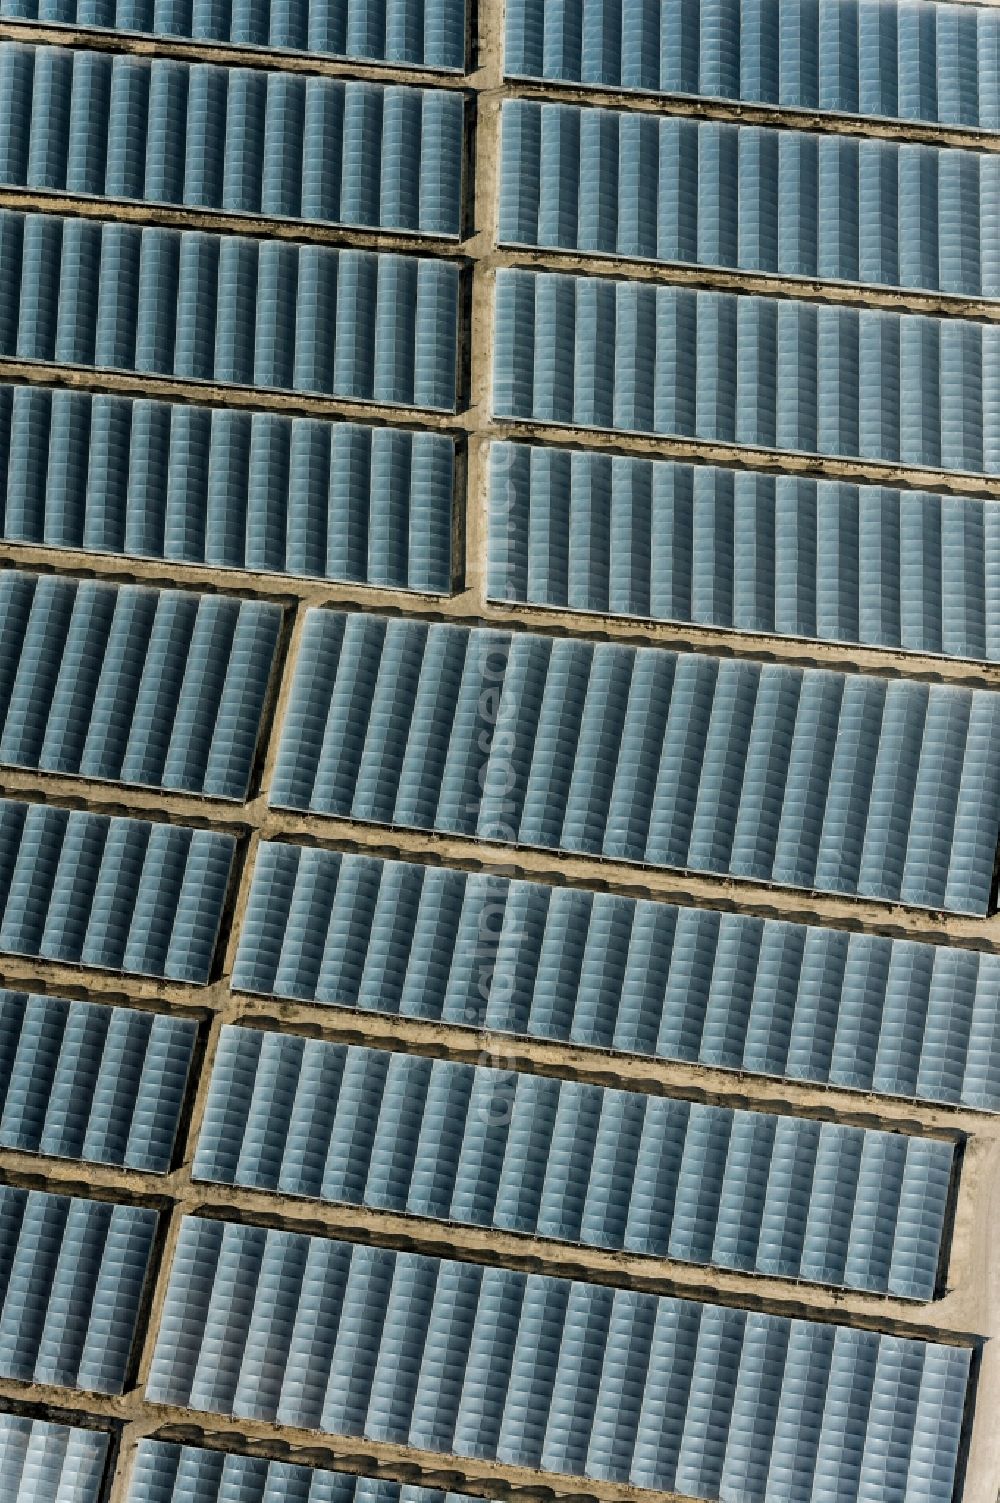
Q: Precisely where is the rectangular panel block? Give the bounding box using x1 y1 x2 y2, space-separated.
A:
268 611 1000 914
196 1025 954 1298
493 269 1000 476
500 100 1000 297
487 443 1000 661
130 1440 488 1503
0 1186 157 1394
0 572 280 799
0 47 465 237
0 387 456 594
0 0 468 70
0 990 196 1171
233 842 1000 1111
147 1218 971 1503
504 0 999 132
0 1414 109 1503
0 213 460 413
0 800 235 982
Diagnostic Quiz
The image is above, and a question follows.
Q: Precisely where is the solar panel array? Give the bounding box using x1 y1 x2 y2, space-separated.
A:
0 990 195 1170
0 45 466 236
0 1415 109 1503
0 571 280 797
500 102 1000 297
0 213 461 411
0 1186 156 1393
196 1026 953 1298
271 611 1000 912
234 843 1000 1110
0 800 234 981
0 0 469 69
488 444 1000 659
0 0 995 1499
494 270 1000 474
504 0 1000 130
147 1218 971 1503
129 1442 485 1503
0 387 456 591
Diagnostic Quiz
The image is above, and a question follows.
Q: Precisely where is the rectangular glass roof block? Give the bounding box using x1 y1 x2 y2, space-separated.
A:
0 800 235 982
234 843 1000 1110
500 100 1000 299
130 1440 487 1503
487 443 1000 661
268 611 1000 914
0 1414 109 1503
195 1024 953 1299
0 212 460 413
0 572 281 800
0 47 465 238
0 0 468 70
493 269 1000 476
0 990 196 1172
504 0 999 133
0 1185 156 1394
147 1216 971 1503
0 387 456 595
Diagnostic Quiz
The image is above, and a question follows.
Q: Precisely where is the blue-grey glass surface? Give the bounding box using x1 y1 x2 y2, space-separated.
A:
269 611 1000 915
500 100 999 298
196 1025 953 1299
0 0 468 70
0 572 280 799
0 46 465 237
493 269 1000 476
0 1185 156 1394
0 386 455 594
505 0 999 132
0 990 196 1171
0 212 460 412
0 1414 109 1503
147 1217 971 1503
488 443 1000 660
0 799 234 982
234 843 1000 1111
130 1441 489 1503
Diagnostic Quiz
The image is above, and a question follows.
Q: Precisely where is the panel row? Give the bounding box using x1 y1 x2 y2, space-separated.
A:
147 1219 971 1503
270 611 1000 914
0 1415 108 1503
0 1185 156 1394
0 571 280 799
197 1026 953 1299
0 0 468 69
0 213 460 412
129 1443 483 1503
6 1434 479 1503
488 443 1000 661
494 270 1000 476
0 800 234 982
0 46 464 237
0 387 455 593
235 842 1000 1112
505 0 999 130
501 101 999 298
0 990 195 1172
